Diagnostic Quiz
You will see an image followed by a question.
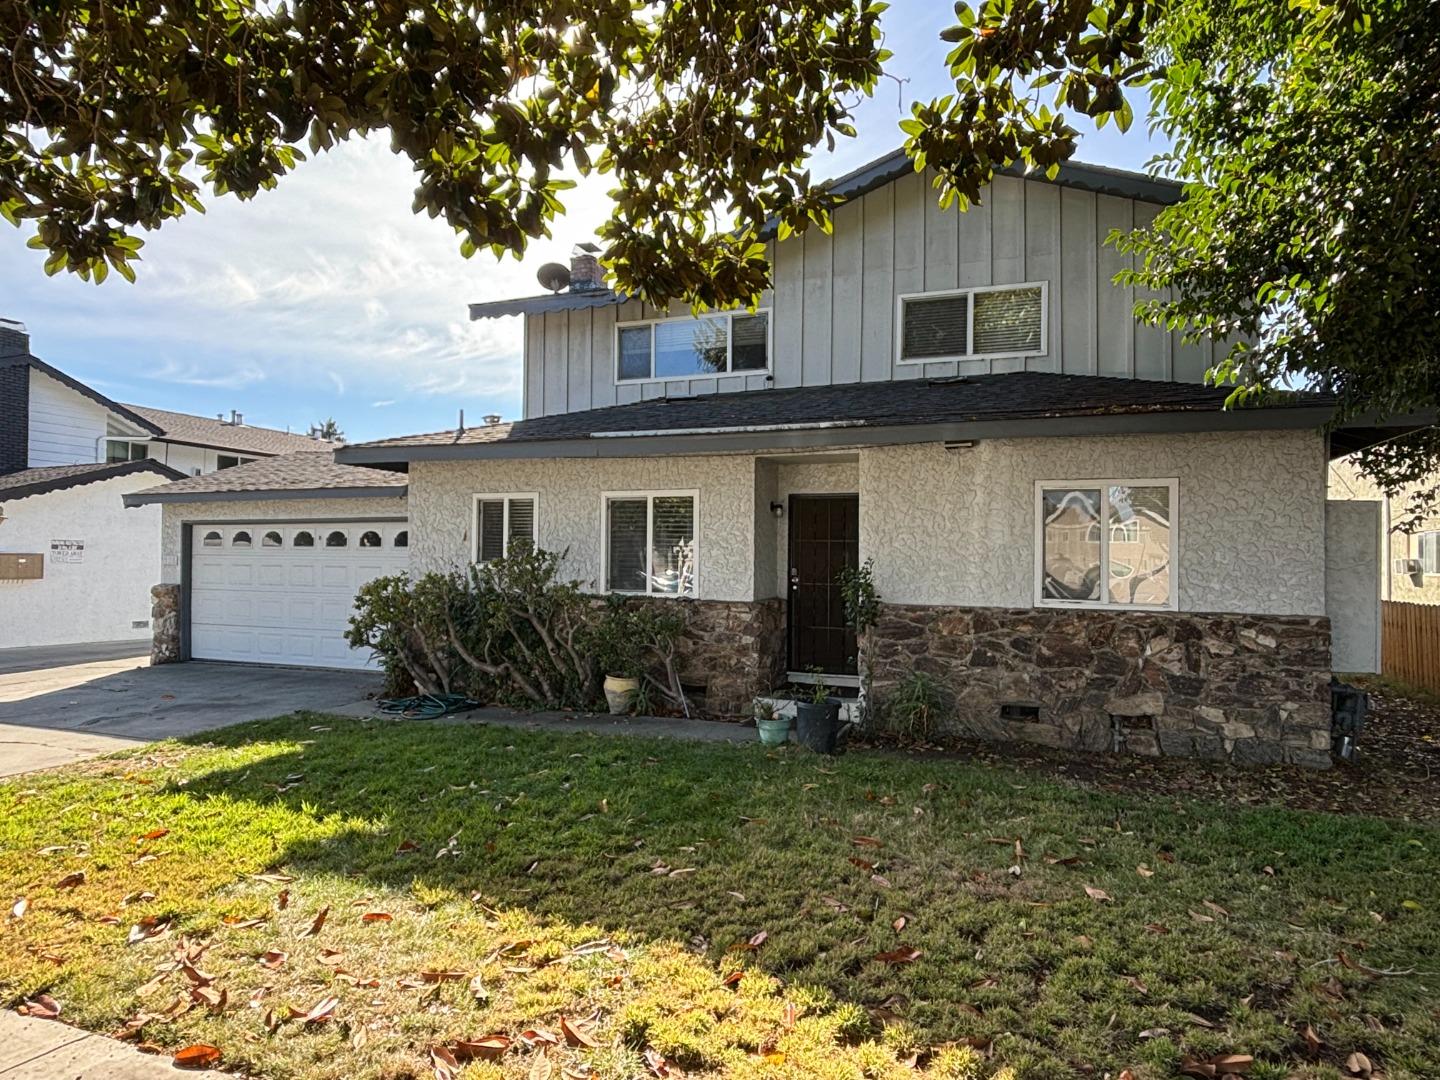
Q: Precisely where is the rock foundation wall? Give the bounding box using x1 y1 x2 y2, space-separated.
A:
151 584 182 665
657 598 786 715
869 604 1333 768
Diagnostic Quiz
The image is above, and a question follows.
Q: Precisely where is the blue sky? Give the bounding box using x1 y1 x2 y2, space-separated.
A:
0 1 1165 443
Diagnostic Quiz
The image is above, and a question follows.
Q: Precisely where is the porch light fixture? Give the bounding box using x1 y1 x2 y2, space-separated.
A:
770 502 784 519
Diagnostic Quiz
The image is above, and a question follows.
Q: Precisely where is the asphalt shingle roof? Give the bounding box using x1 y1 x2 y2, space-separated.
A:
347 372 1336 451
122 404 337 456
0 460 185 501
124 450 407 504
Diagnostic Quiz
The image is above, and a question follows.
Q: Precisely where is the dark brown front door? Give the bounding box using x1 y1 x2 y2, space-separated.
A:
788 494 859 676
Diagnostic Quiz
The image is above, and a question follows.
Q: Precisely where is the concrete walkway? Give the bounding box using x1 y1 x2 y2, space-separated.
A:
0 1011 239 1078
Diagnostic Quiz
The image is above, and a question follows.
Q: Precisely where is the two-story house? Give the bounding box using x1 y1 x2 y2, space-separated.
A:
0 319 340 648
132 151 1419 765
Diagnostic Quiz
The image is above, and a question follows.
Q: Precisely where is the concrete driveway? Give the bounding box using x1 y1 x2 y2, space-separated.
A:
0 646 383 777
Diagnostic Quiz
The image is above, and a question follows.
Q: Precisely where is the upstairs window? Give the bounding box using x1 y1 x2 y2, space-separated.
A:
105 440 148 463
604 491 696 597
899 283 1045 363
216 454 257 470
616 311 769 382
1036 480 1176 610
473 494 537 562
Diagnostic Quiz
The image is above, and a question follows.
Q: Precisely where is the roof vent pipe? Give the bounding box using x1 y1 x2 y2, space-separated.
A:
483 413 502 427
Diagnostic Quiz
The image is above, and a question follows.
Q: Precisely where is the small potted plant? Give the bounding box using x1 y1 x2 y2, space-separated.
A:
794 673 842 754
754 698 791 746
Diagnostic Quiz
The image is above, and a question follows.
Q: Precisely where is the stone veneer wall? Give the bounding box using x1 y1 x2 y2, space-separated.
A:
868 604 1333 768
655 598 786 715
151 584 182 664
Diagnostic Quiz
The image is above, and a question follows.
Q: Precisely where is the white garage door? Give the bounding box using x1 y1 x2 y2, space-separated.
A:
190 522 409 669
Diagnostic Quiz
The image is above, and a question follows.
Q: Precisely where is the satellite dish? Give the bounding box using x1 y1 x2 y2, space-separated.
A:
537 262 571 293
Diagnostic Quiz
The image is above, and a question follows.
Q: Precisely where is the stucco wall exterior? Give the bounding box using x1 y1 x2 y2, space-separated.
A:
408 456 760 601
1324 499 1381 673
859 430 1327 616
158 496 409 584
0 473 163 646
409 429 1326 619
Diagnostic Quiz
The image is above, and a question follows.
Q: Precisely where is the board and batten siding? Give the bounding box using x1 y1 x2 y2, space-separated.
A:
26 370 108 466
522 172 1225 418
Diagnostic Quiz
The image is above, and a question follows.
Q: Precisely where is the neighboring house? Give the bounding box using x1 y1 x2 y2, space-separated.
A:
0 319 334 649
123 453 408 670
1329 457 1440 605
129 149 1425 767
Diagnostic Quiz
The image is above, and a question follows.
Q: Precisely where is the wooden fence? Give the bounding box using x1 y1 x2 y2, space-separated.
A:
1381 601 1440 694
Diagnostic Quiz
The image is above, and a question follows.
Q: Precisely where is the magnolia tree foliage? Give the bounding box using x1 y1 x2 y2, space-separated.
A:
5 0 1437 510
1 0 886 302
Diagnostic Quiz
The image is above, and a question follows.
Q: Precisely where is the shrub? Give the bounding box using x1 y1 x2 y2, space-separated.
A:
881 671 950 741
346 572 458 696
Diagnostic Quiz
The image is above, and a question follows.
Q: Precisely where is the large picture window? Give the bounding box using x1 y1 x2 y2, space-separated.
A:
604 491 697 597
898 283 1046 363
616 311 769 383
473 493 538 563
1036 480 1176 609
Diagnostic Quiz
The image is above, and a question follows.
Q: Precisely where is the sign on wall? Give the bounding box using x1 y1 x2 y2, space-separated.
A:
49 539 84 564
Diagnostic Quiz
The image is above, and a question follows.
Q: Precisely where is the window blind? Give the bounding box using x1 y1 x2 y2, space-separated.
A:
973 286 1043 354
901 294 969 359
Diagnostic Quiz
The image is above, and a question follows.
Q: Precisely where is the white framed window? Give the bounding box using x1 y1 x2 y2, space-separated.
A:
473 493 538 563
897 282 1047 364
1035 479 1177 610
216 454 257 470
1418 531 1440 575
105 439 148 463
602 490 698 597
615 310 770 383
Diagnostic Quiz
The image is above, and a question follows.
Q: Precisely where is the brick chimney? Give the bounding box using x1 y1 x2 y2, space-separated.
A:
0 317 29 358
0 318 31 475
569 242 603 293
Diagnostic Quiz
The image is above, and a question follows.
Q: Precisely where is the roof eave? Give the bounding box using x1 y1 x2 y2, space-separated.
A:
336 405 1336 465
122 484 409 508
22 357 167 436
4 460 185 502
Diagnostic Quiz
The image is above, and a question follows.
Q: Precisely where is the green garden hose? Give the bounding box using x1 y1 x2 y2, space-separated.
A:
374 693 480 719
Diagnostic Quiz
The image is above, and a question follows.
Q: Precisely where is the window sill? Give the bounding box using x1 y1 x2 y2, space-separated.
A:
897 352 1043 366
1035 600 1177 613
615 369 769 387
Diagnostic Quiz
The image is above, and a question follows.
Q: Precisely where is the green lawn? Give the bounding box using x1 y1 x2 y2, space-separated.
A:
2 714 1437 1080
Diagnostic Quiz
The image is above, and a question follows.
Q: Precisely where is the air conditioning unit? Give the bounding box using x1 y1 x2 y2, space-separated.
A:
1393 558 1423 576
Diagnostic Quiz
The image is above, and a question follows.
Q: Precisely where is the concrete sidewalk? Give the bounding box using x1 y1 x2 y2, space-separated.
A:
0 1011 238 1078
333 699 758 743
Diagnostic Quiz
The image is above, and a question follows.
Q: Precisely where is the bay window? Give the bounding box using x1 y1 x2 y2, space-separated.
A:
604 491 697 597
473 493 537 562
1036 480 1176 609
616 311 770 382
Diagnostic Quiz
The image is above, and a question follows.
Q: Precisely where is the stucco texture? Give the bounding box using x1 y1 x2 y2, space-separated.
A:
407 456 759 601
0 472 162 647
159 497 409 584
858 430 1327 616
1324 499 1381 673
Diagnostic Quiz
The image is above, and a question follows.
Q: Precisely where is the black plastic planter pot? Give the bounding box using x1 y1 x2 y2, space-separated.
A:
795 699 842 754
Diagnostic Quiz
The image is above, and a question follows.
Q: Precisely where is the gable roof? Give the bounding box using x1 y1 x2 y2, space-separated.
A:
0 353 165 435
121 404 336 457
0 459 185 501
468 150 1184 321
337 372 1342 465
122 450 407 506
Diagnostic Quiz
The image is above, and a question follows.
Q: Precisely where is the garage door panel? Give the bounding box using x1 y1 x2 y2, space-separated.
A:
189 521 404 670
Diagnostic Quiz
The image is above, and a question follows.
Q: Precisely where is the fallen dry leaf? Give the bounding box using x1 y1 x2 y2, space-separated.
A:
55 870 86 889
874 946 922 964
135 828 169 843
259 951 287 970
11 897 27 920
455 1035 512 1060
851 836 883 848
1084 885 1113 902
892 916 907 932
292 995 339 1023
298 906 329 938
1136 864 1155 878
560 1016 599 1048
21 994 61 1019
1346 1051 1374 1076
172 1043 222 1070
361 911 393 923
